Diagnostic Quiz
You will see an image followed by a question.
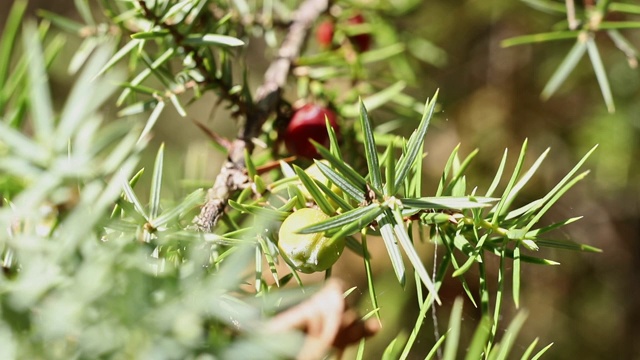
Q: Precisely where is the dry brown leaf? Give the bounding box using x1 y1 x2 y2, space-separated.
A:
265 279 380 360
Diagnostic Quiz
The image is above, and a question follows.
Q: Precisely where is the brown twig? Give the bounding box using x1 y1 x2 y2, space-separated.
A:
193 0 329 231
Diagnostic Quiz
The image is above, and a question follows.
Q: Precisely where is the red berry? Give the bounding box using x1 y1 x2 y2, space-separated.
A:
284 104 339 159
347 14 371 52
316 20 334 48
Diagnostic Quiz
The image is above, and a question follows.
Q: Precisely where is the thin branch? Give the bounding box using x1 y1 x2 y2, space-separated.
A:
241 0 330 147
193 0 329 231
566 0 578 30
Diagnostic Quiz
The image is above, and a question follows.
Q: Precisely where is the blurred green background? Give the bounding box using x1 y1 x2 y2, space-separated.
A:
2 0 638 358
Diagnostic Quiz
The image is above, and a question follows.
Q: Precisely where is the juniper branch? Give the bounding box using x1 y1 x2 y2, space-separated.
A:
193 0 329 231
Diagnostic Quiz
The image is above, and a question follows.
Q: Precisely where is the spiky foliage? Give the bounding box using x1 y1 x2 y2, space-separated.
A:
0 0 608 359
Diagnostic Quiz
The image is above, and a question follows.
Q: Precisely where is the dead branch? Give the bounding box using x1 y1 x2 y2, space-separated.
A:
193 0 329 231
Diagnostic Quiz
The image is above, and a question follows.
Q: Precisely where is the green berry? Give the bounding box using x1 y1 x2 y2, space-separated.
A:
278 208 345 273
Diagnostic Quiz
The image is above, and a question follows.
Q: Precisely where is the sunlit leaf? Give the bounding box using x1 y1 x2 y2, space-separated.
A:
359 100 383 192
294 165 335 215
586 37 615 113
183 33 245 47
609 2 640 15
130 29 171 39
297 204 381 234
0 0 27 91
465 316 492 360
23 22 55 144
378 212 406 286
395 91 438 190
442 297 464 360
149 144 164 219
541 37 587 100
402 196 497 209
501 31 579 48
314 158 366 203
